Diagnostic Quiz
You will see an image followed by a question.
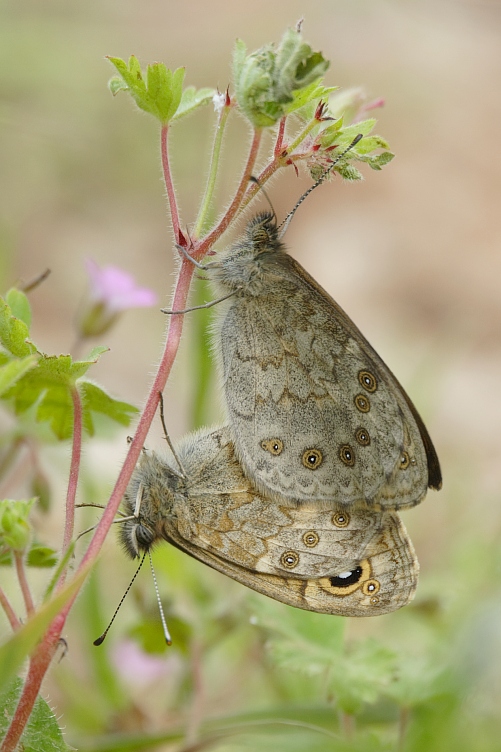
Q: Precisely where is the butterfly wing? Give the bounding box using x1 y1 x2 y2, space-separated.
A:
166 490 418 617
215 255 441 509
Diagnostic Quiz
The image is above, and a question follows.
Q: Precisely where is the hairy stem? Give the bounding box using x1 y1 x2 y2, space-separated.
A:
0 585 20 631
274 116 287 156
60 386 82 563
0 616 64 752
199 128 262 257
161 123 181 243
194 98 231 238
14 551 34 617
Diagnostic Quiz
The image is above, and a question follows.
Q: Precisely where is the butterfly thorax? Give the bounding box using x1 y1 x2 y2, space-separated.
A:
213 211 288 295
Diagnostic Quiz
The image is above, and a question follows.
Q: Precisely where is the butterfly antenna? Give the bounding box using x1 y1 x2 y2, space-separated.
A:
158 392 187 479
249 176 278 226
279 133 364 238
93 553 147 646
149 551 172 645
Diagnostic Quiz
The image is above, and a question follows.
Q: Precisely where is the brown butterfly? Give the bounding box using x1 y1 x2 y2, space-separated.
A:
121 427 418 617
181 211 442 510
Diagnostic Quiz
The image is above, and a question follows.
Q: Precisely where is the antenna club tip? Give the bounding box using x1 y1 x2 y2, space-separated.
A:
93 634 106 646
166 638 173 646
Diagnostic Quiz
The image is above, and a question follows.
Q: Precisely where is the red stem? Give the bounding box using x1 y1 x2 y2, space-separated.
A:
60 386 82 561
274 116 287 156
199 128 262 256
161 124 181 243
0 615 64 752
14 551 34 617
0 585 20 631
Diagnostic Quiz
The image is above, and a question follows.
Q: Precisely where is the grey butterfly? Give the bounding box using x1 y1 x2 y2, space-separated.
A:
187 211 442 509
121 427 418 617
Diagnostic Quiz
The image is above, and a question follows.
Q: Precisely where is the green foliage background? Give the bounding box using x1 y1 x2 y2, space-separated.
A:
1 1 500 750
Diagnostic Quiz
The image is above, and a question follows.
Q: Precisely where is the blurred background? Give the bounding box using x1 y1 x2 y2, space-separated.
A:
1 0 500 750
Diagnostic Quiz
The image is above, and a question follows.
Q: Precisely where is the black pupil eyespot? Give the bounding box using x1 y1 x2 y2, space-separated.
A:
330 566 363 588
309 455 316 464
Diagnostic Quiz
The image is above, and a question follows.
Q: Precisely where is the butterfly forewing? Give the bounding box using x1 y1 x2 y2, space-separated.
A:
211 215 441 509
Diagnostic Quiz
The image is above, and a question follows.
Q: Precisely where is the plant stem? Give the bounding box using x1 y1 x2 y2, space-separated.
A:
274 116 287 156
398 706 410 751
194 99 231 238
286 116 318 155
14 551 34 617
199 128 262 256
161 123 181 243
0 615 64 752
0 585 20 630
60 386 82 563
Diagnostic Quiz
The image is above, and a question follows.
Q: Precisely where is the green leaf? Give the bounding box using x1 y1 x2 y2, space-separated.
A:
333 163 364 181
27 544 58 567
360 151 395 171
0 355 38 397
172 86 216 121
1 349 136 441
108 75 128 96
107 56 185 124
318 119 376 151
285 80 338 118
79 381 138 436
354 134 390 154
0 543 58 567
6 288 32 328
0 677 70 752
233 28 329 128
0 296 37 358
326 639 397 715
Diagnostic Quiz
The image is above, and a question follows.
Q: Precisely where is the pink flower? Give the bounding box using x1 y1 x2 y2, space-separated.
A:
111 639 174 688
79 259 157 337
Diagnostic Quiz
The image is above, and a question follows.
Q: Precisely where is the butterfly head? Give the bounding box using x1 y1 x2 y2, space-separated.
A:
214 212 286 293
120 452 180 559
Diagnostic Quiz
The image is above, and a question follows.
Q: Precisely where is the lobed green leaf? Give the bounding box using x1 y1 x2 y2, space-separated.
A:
107 56 185 124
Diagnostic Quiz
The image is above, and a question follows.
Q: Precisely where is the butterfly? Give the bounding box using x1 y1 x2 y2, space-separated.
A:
188 211 443 510
121 427 418 617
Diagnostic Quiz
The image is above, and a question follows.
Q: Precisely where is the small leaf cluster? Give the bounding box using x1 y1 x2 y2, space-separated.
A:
0 289 138 442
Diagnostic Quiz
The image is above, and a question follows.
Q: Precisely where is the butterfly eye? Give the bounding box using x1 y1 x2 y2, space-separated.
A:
329 566 363 588
261 438 284 456
400 452 410 469
339 444 355 467
280 551 299 569
362 579 380 596
332 511 350 527
134 524 155 550
358 370 377 393
302 531 319 547
302 448 323 470
354 394 371 413
355 428 371 446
